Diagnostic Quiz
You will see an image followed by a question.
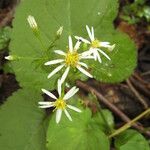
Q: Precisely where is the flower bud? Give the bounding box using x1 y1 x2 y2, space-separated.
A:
27 15 39 34
5 55 19 61
56 26 63 36
5 55 15 61
108 44 116 51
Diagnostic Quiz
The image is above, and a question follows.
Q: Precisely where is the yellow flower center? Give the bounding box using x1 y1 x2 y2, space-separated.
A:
91 40 100 48
54 98 66 110
65 51 79 67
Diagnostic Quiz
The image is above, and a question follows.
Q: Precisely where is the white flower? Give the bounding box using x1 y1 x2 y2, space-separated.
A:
39 80 82 123
57 26 63 36
75 25 115 63
45 36 94 84
27 15 38 30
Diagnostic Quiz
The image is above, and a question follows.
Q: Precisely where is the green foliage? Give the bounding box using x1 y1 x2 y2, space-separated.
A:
115 129 150 150
47 108 110 150
90 30 136 82
91 109 114 133
0 27 11 50
9 0 136 89
0 89 47 150
0 0 138 149
2 62 14 74
121 0 150 24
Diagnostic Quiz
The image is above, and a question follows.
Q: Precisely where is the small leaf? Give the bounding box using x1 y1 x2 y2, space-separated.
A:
0 27 11 50
115 129 150 150
92 109 115 133
143 6 150 22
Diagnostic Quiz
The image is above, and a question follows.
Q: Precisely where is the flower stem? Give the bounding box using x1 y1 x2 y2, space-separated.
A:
92 93 113 134
36 35 47 52
47 36 59 51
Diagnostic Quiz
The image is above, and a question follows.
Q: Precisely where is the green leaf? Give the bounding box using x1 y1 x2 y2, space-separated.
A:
135 0 146 5
115 129 150 150
92 109 114 133
0 89 47 150
10 0 136 89
0 27 11 50
47 108 110 150
143 6 150 22
91 30 137 82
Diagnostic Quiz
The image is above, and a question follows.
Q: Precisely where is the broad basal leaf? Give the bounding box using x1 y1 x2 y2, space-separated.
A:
9 0 136 91
0 89 47 150
47 108 110 150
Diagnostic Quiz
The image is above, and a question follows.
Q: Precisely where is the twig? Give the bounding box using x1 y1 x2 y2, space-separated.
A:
130 77 150 98
77 80 131 122
141 71 150 76
133 73 150 87
126 79 148 109
76 80 150 137
109 108 150 138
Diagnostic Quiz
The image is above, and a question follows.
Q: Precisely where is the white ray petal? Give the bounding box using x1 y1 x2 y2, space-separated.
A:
80 49 94 59
95 51 102 63
67 105 82 113
100 42 110 47
81 38 91 44
47 64 64 79
56 109 62 124
39 105 54 108
74 36 81 40
84 48 95 57
74 40 81 50
54 50 66 56
64 109 72 121
97 49 111 60
91 26 95 41
74 36 91 44
78 62 88 69
80 50 92 57
38 101 54 105
77 66 93 78
60 66 70 84
63 87 79 100
41 89 57 99
86 25 93 41
57 79 62 97
69 36 73 52
44 59 64 66
93 50 97 61
80 55 95 59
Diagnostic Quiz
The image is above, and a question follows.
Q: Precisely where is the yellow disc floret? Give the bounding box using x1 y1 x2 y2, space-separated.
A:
54 98 66 110
91 39 100 48
65 51 79 67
